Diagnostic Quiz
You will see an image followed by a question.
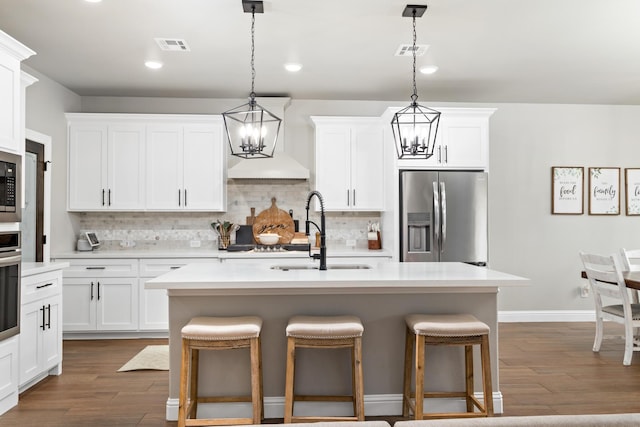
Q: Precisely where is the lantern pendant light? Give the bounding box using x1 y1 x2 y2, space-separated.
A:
391 5 441 160
223 0 281 159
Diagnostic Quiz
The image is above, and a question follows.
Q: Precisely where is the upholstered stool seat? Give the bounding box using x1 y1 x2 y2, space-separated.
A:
403 313 493 420
178 316 263 427
284 315 365 423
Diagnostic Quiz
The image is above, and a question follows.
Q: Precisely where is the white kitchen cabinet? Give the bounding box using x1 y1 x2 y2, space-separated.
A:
0 31 34 154
311 116 385 211
19 267 64 392
395 107 496 170
59 259 139 332
146 122 225 211
138 258 212 330
0 337 18 416
67 117 146 211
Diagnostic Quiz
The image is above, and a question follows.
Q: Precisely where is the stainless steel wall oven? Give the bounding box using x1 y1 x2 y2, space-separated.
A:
0 150 21 223
0 231 21 341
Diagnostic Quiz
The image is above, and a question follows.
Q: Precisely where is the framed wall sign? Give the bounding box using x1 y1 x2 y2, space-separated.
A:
589 167 620 215
551 166 584 214
625 168 640 216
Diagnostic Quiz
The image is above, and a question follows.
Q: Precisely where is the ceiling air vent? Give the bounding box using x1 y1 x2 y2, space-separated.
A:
395 44 429 57
155 38 190 52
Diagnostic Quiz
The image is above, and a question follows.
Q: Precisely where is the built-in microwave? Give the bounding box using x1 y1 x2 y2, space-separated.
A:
0 150 21 223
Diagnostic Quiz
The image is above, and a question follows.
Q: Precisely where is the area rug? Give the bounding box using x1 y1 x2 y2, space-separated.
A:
117 345 169 372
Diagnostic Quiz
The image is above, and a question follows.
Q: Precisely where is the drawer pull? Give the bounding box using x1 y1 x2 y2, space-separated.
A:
170 266 181 270
86 266 106 270
36 282 54 289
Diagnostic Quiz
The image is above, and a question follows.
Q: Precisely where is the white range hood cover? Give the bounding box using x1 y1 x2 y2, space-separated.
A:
227 152 310 180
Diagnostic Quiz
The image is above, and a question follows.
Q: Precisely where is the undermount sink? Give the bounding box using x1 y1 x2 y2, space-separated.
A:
270 264 371 271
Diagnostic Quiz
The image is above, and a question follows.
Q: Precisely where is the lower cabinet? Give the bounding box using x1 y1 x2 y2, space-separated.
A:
19 268 64 392
62 277 138 331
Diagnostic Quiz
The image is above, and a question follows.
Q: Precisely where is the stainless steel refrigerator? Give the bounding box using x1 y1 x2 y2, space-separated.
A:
400 170 488 265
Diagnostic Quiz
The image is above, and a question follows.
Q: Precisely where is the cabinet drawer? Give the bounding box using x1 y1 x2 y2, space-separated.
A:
59 259 138 278
21 271 61 304
139 258 213 277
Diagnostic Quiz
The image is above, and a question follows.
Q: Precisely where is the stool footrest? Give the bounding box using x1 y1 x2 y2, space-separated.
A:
290 416 361 423
184 417 255 426
294 394 355 402
197 396 253 403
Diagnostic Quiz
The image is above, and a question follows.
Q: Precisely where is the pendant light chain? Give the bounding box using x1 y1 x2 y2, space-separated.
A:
411 9 418 104
249 6 256 100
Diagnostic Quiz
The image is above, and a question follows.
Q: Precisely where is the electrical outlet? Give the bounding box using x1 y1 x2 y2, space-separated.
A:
580 284 590 298
346 239 356 247
190 240 201 248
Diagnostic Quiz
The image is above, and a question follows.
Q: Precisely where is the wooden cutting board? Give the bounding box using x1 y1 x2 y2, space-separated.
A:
252 197 295 244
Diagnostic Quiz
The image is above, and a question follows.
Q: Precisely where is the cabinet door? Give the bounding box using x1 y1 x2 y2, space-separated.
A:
139 278 168 330
315 126 351 210
146 125 183 210
41 296 62 371
182 124 225 211
439 116 487 168
68 124 107 210
351 124 385 210
18 300 41 385
62 278 96 331
107 124 146 209
0 52 20 153
96 278 138 331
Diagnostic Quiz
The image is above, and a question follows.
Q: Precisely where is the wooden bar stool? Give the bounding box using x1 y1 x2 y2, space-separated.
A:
284 315 365 423
402 313 493 420
178 316 263 427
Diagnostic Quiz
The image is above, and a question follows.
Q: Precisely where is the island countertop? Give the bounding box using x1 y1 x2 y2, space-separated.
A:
145 261 528 295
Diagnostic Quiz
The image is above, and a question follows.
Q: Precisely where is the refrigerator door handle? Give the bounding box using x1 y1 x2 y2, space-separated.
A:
433 181 440 249
440 181 447 253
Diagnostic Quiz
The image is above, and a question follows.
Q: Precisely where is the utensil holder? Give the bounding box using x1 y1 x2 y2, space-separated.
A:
220 235 230 249
368 231 381 250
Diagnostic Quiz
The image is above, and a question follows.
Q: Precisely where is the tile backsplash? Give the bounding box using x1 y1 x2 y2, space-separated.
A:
75 180 382 250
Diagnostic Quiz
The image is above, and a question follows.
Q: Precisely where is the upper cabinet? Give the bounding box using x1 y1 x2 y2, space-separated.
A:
393 107 496 170
68 121 145 210
146 123 225 211
66 114 226 212
311 116 385 211
0 31 34 154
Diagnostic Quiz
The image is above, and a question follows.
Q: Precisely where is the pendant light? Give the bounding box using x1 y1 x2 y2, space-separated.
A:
223 0 281 159
391 5 441 160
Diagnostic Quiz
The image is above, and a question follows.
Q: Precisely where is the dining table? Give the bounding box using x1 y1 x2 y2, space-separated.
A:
581 270 640 289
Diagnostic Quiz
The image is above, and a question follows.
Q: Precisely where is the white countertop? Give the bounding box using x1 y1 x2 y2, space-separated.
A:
22 261 70 277
146 261 528 295
52 247 392 260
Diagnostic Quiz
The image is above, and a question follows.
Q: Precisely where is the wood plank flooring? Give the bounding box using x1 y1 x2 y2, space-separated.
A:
2 322 640 426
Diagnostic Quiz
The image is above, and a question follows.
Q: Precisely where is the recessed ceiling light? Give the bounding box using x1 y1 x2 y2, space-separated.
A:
284 63 302 72
145 61 163 70
85 0 103 3
420 65 439 75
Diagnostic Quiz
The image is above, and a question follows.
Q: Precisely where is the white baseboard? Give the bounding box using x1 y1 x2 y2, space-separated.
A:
165 393 504 421
498 310 594 323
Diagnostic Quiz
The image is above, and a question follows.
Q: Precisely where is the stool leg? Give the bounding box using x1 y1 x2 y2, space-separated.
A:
402 326 414 417
258 336 264 421
414 334 425 420
284 336 296 423
189 348 199 418
353 336 365 421
250 336 263 424
178 339 189 427
480 335 494 416
464 344 474 413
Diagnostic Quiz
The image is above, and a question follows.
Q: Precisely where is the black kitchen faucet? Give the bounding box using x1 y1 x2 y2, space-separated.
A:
305 190 327 270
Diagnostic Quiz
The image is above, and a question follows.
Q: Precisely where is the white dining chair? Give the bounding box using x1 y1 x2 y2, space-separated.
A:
620 248 640 303
580 251 640 366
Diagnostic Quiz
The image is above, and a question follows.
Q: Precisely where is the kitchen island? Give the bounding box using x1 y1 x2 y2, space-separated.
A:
146 260 527 421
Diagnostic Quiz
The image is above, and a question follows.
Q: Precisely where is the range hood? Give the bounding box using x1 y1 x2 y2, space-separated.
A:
225 96 309 180
227 152 309 179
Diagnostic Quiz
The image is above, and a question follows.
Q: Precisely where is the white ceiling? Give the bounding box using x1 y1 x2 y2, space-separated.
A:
1 0 639 104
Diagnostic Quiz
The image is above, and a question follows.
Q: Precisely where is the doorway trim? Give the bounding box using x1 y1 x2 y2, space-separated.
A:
25 129 51 262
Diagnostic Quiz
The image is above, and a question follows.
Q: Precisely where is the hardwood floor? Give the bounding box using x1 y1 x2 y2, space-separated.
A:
2 322 640 426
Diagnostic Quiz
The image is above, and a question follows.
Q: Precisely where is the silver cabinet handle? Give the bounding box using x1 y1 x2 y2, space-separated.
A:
178 189 181 206
85 266 106 270
102 189 105 206
353 189 356 206
184 189 187 207
444 145 448 163
347 189 350 206
108 189 111 206
437 146 442 163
